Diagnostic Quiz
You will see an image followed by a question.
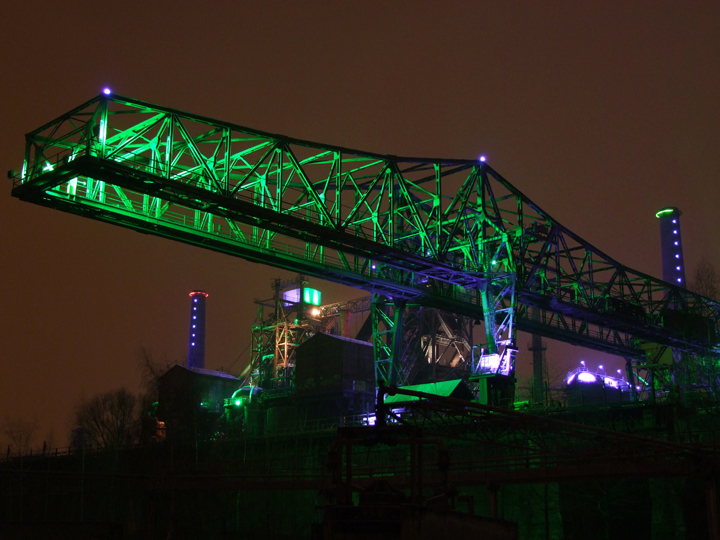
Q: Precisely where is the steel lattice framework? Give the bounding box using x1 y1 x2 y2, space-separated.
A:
9 93 720 373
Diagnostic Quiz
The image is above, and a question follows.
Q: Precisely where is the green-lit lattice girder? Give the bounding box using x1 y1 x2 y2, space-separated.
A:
10 94 720 360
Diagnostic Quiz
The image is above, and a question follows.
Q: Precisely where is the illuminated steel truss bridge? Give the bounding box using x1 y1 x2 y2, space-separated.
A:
9 93 720 387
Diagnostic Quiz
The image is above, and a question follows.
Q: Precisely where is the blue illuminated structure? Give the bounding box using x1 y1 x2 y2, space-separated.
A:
655 207 686 286
187 290 208 369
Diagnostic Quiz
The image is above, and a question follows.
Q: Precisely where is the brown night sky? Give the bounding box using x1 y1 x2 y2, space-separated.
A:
1 1 718 448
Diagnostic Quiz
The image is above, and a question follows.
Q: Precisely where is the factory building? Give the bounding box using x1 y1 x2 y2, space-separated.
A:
293 333 376 425
224 333 376 436
157 365 239 438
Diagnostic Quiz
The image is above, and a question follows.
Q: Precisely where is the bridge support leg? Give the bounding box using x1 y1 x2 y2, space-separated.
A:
390 300 407 386
480 281 498 355
372 295 407 386
625 358 638 402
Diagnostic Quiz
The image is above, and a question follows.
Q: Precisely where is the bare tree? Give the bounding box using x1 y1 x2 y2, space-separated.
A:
43 426 57 454
3 417 38 455
137 347 165 401
73 388 139 448
691 258 719 300
136 348 170 443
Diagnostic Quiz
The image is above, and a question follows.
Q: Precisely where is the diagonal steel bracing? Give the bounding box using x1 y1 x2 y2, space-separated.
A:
9 93 720 366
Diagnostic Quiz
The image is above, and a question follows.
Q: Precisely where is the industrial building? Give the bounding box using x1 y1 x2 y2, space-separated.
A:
157 364 239 439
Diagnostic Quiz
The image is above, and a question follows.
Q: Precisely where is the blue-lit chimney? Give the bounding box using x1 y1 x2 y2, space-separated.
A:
187 290 208 369
656 207 686 286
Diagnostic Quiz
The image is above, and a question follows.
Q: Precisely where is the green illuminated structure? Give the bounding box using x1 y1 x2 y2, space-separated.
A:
304 288 321 306
655 208 675 218
249 276 319 388
9 93 720 387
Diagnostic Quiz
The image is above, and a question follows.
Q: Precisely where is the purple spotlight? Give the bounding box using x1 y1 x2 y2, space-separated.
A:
479 156 486 162
103 87 111 95
677 278 682 282
676 266 681 271
371 264 376 270
599 365 604 370
577 372 597 383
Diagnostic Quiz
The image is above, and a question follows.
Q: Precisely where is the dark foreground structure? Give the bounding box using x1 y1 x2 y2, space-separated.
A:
4 385 720 540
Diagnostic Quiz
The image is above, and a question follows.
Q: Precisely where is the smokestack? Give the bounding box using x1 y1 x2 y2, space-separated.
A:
655 207 686 286
187 290 208 369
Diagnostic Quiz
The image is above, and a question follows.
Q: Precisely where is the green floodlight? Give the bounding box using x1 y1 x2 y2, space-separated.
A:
235 399 242 406
655 208 674 218
303 287 321 306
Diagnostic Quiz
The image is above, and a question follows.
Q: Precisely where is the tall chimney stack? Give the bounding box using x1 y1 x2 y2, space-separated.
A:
187 290 208 369
655 207 686 286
